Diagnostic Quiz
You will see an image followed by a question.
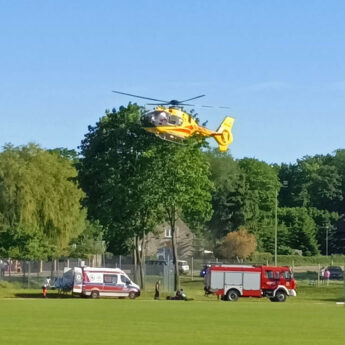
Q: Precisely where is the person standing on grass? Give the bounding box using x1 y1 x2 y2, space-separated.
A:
154 280 160 300
320 267 325 283
42 277 50 297
42 282 48 297
324 268 330 285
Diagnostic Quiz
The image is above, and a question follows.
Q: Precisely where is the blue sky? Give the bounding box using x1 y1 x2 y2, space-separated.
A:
1 0 345 164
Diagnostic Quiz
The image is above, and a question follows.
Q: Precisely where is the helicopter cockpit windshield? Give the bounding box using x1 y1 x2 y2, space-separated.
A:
143 110 182 127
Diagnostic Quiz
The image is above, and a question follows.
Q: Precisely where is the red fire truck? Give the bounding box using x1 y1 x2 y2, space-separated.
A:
204 265 296 302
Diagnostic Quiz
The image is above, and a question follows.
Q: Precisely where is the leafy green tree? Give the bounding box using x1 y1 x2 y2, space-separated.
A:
78 104 164 287
279 207 319 256
0 143 86 260
70 220 105 259
278 163 302 207
237 158 280 250
206 150 246 240
48 148 79 163
280 156 343 210
279 154 344 253
147 139 214 290
238 158 280 216
253 219 292 255
331 150 345 252
307 208 339 255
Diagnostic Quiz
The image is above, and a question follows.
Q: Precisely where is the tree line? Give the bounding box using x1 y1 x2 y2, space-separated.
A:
208 150 345 257
1 104 344 289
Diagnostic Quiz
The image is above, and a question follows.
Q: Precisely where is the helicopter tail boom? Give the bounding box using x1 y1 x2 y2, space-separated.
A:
213 117 234 152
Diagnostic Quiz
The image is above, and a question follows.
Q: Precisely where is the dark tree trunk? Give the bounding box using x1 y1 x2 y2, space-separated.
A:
133 239 138 284
135 235 145 289
169 205 179 291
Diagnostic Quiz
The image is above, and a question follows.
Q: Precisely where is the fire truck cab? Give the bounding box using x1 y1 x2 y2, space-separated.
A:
204 265 296 302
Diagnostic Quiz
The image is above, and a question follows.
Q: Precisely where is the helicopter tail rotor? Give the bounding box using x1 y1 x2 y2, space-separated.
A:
213 117 235 152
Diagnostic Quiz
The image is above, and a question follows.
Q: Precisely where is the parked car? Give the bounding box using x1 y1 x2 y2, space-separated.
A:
177 260 189 275
326 266 344 280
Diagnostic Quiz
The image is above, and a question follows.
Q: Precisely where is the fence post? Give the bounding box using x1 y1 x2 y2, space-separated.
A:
27 261 31 289
191 257 194 281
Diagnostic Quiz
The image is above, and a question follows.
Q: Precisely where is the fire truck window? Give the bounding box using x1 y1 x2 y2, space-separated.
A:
281 271 292 280
274 272 280 280
265 271 274 280
104 274 118 284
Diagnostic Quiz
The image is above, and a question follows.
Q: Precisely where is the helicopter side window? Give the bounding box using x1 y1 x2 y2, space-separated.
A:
150 111 169 126
168 115 182 126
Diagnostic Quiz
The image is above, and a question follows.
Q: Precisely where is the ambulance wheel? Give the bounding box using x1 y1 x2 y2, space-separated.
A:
128 291 136 299
275 291 287 302
91 290 99 299
226 289 239 302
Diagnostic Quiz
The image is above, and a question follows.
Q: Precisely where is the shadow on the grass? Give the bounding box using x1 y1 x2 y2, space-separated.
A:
15 293 75 299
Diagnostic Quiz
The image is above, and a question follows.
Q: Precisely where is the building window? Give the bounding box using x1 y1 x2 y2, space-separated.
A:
165 227 172 238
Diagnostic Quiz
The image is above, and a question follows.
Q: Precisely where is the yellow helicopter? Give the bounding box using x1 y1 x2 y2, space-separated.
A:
112 91 235 152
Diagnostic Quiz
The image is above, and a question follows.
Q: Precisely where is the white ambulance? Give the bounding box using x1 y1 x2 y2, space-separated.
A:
68 267 140 299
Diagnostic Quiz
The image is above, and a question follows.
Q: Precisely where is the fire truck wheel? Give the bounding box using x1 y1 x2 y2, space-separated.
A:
128 291 136 299
269 297 278 302
275 290 287 302
226 289 239 302
91 290 99 299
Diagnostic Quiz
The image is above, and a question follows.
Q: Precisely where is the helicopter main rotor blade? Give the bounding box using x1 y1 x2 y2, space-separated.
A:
146 103 172 106
180 95 206 103
147 103 196 107
201 105 231 109
112 90 168 103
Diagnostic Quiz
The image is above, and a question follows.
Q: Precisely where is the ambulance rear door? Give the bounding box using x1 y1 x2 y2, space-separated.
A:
73 267 83 293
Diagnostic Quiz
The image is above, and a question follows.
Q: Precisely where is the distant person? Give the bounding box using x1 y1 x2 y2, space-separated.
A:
324 268 330 285
42 277 50 297
179 289 186 300
42 283 48 298
320 267 325 283
154 280 160 300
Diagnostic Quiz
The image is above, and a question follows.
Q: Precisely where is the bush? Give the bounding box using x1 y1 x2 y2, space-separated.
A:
220 229 257 260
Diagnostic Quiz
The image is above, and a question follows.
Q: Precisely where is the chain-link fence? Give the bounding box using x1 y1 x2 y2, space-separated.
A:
1 256 344 290
0 256 175 292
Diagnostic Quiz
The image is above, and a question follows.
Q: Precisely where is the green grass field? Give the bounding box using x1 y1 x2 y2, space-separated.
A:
0 278 344 345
